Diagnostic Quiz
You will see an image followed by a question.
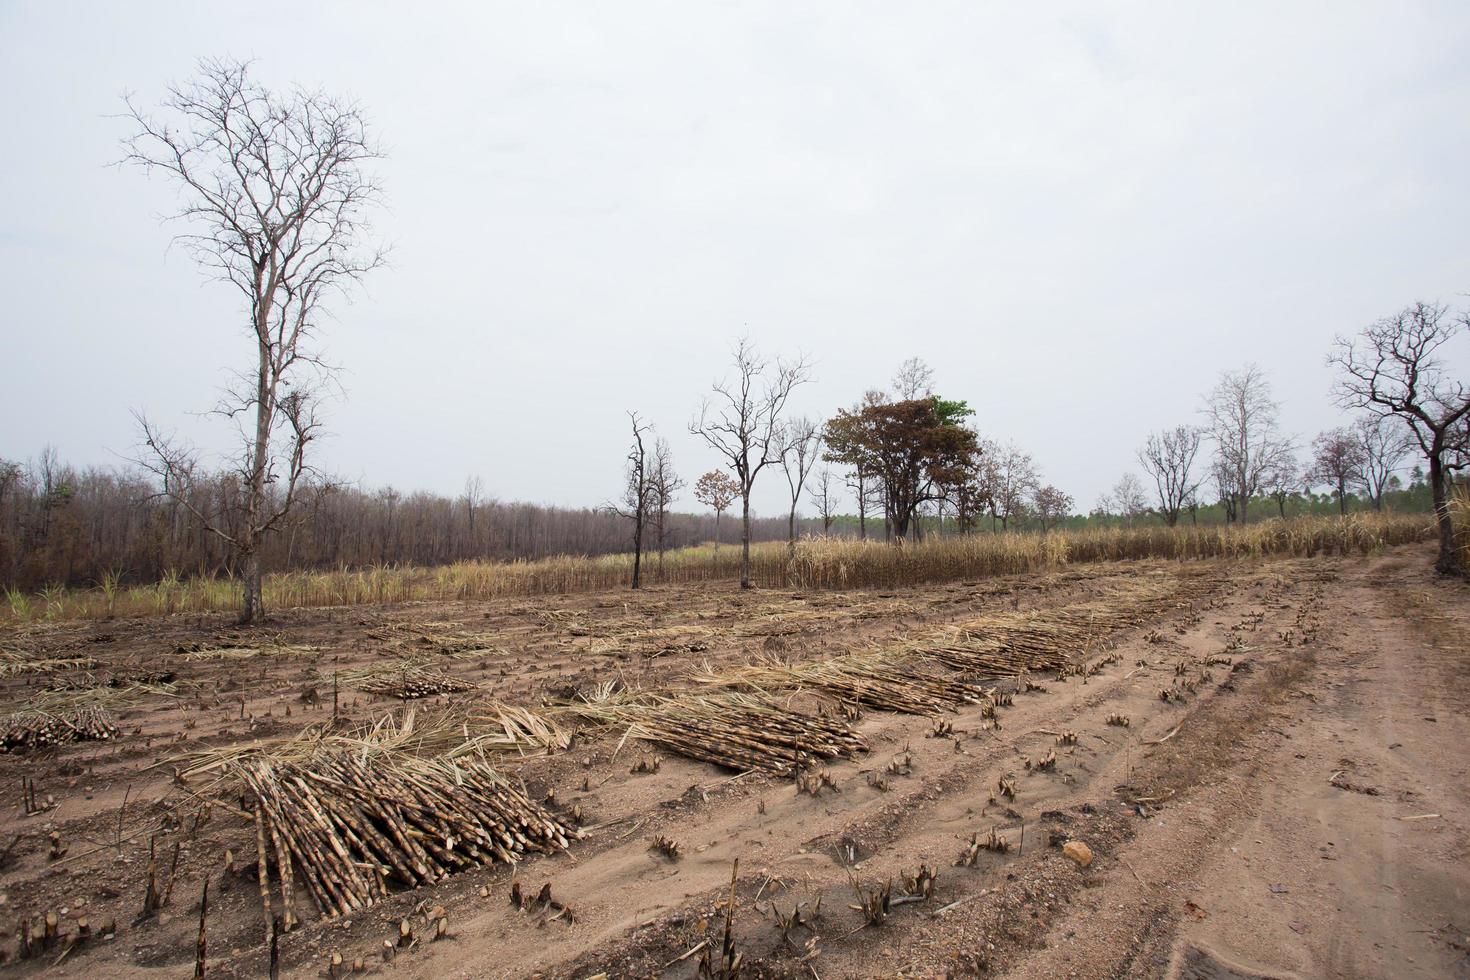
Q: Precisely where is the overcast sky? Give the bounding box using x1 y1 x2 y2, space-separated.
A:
2 2 1467 517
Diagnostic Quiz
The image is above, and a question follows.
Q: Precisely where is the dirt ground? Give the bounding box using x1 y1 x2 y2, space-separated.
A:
0 544 1466 979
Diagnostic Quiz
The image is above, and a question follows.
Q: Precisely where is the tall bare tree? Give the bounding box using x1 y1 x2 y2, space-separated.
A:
692 470 740 553
461 476 485 549
1137 425 1203 527
690 338 811 588
1307 428 1367 516
122 58 385 622
1353 415 1413 511
1203 365 1293 523
780 417 822 552
608 413 654 589
649 437 684 577
809 467 838 533
1331 301 1470 573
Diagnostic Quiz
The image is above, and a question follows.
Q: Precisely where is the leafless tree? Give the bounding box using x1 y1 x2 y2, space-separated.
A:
809 467 838 533
649 437 684 577
608 413 654 589
1306 429 1367 516
1331 301 1470 572
692 470 740 553
1101 473 1150 528
1203 365 1294 523
892 357 934 400
461 476 485 548
1261 452 1303 520
1031 485 1073 534
690 338 812 588
1210 454 1237 523
1352 417 1412 510
121 58 386 622
1137 425 1203 527
780 417 822 552
984 442 1038 531
840 393 886 540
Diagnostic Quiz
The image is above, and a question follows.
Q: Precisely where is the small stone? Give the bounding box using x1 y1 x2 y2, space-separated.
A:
1062 841 1093 868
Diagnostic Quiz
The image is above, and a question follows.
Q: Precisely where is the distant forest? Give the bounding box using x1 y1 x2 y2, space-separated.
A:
0 453 824 592
0 450 1438 593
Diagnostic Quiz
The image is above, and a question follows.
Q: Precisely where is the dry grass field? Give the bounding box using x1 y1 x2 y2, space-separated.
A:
0 526 1467 978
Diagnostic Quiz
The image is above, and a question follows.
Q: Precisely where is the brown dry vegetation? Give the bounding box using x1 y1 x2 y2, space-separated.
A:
0 537 1465 979
4 512 1430 624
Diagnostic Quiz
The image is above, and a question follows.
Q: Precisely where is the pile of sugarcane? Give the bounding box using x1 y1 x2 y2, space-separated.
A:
911 583 1198 677
697 653 988 715
0 707 117 751
352 662 476 699
571 692 867 775
239 749 577 922
0 653 99 677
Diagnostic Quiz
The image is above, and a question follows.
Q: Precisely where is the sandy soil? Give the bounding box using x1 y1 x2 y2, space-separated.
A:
0 546 1465 979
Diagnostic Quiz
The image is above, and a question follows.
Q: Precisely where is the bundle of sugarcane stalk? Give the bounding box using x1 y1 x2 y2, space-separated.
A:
351 661 476 699
0 707 117 751
240 748 577 922
0 653 99 677
571 692 866 775
697 653 987 715
910 582 1195 677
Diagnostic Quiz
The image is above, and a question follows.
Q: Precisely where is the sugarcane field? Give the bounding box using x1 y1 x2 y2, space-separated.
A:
0 542 1466 978
6 5 1470 978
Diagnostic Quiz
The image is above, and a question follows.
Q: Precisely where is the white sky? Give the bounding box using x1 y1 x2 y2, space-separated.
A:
2 2 1467 517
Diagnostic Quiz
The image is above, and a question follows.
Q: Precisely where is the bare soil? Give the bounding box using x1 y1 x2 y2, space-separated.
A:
0 545 1465 979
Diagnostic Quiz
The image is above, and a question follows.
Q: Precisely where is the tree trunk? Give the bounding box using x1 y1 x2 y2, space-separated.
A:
1429 454 1459 575
740 495 752 589
240 551 263 624
713 509 721 555
631 516 643 589
787 505 796 555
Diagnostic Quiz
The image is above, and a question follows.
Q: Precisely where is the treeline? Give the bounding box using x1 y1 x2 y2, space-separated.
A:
0 453 824 592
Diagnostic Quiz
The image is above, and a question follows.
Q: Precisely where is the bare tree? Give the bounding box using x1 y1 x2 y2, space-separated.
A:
809 467 838 533
1137 425 1203 527
649 437 684 577
1031 485 1073 534
985 443 1038 531
1331 301 1470 572
1353 415 1413 511
121 58 385 622
1262 452 1303 520
1102 473 1150 528
892 357 934 400
1307 428 1367 516
608 413 654 589
690 338 812 588
780 417 822 552
1203 365 1293 523
692 470 740 553
461 476 484 549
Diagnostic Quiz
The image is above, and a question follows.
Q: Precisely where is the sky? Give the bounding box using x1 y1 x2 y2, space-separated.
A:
2 2 1468 518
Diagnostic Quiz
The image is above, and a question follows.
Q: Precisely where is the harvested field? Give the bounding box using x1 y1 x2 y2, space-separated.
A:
0 544 1466 979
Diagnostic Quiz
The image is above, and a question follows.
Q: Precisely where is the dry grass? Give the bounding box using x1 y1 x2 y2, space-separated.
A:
0 513 1429 624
